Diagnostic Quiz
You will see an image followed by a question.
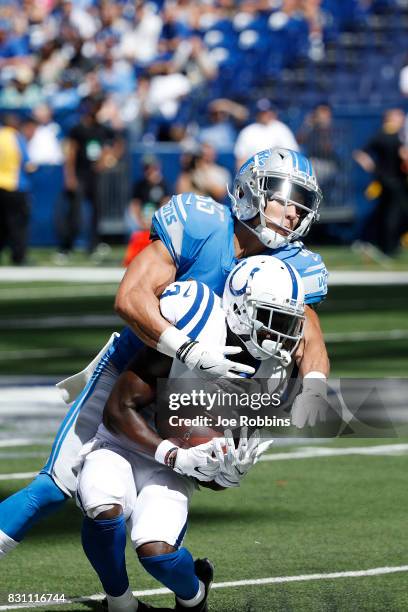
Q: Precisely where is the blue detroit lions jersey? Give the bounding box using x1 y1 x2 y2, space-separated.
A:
152 193 236 296
151 193 328 304
112 193 328 369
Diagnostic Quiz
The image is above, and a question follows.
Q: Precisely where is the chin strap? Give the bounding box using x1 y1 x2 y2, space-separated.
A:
279 350 292 367
236 217 289 249
260 340 292 366
242 336 292 366
255 224 288 249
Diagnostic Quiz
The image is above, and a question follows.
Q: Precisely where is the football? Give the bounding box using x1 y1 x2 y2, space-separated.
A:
156 414 224 449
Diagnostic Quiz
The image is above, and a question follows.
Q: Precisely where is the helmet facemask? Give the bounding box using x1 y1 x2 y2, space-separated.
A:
224 254 306 366
229 150 322 250
247 298 305 365
257 175 320 246
229 295 305 365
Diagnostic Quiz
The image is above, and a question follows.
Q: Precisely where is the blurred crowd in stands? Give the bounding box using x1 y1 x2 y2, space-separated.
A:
1 0 408 143
1 0 408 265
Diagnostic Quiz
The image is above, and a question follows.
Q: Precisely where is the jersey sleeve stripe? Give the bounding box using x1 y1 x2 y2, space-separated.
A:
188 285 215 339
176 194 187 221
176 281 205 330
305 295 325 305
173 194 186 226
301 267 326 278
302 263 324 273
157 209 179 264
304 290 326 305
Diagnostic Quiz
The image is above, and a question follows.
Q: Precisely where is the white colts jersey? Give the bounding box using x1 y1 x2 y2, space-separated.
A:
96 279 291 455
160 280 293 389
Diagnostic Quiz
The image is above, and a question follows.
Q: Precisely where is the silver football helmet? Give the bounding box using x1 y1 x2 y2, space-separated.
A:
228 147 322 249
223 255 305 365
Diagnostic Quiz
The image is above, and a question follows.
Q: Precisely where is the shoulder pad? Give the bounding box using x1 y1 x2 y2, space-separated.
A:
160 280 223 340
151 193 232 267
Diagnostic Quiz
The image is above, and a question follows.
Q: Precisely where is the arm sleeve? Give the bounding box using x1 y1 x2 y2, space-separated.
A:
160 280 224 343
301 257 328 305
150 194 189 267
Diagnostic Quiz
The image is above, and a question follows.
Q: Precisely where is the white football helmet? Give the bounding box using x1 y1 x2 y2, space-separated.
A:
228 147 322 249
223 255 305 364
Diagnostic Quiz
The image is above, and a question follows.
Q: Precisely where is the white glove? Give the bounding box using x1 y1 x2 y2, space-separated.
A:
180 341 255 380
155 439 220 482
157 327 255 379
213 428 267 488
291 373 328 428
255 439 275 460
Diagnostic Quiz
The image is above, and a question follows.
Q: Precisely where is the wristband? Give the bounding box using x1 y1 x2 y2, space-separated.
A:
303 371 326 380
302 371 328 399
155 439 179 467
156 326 190 358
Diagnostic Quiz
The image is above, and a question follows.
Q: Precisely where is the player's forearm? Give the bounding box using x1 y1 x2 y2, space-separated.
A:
116 285 172 348
115 241 177 348
106 407 163 456
103 372 162 455
298 306 330 378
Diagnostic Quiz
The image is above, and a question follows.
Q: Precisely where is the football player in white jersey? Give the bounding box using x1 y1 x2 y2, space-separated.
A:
76 256 305 612
0 148 328 559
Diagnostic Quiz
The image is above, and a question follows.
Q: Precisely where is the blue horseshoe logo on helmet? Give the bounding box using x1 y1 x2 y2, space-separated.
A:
229 261 260 296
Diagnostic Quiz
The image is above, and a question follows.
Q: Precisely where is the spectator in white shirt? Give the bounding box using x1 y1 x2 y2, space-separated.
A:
27 104 64 165
234 98 299 168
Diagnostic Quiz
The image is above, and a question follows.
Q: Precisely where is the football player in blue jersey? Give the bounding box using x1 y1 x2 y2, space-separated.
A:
116 147 329 414
0 147 329 560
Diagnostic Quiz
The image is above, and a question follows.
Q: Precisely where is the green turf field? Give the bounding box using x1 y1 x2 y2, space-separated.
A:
1 277 407 377
1 439 407 611
1 249 407 610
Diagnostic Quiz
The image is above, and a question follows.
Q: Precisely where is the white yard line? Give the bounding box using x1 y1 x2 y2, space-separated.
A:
1 268 408 284
0 387 66 414
0 438 52 448
0 452 46 459
1 565 408 609
0 471 37 481
1 443 407 482
259 443 408 461
325 329 408 342
0 268 124 283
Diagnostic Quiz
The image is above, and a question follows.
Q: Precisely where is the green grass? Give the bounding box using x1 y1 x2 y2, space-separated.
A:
1 439 407 610
315 245 408 271
1 271 408 377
